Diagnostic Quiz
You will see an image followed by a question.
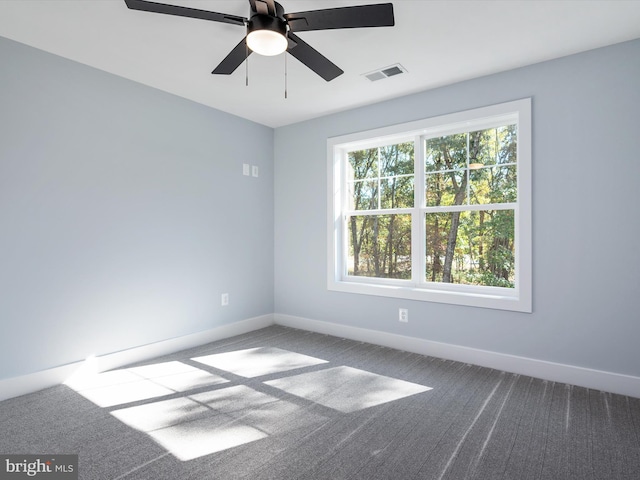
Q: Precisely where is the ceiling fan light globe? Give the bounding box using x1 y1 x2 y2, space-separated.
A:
247 30 287 56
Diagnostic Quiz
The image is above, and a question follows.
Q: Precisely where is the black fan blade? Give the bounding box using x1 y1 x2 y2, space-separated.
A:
287 33 343 82
124 0 245 26
212 37 252 75
285 3 394 32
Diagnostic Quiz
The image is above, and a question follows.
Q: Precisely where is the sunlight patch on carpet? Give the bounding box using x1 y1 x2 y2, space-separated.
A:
70 347 430 461
111 384 327 461
149 417 268 461
66 361 229 407
265 366 432 413
192 347 327 378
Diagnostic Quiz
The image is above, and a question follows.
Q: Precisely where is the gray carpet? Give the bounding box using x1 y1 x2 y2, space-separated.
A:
1 325 639 479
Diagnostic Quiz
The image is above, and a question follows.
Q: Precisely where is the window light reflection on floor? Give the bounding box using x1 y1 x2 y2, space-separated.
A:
64 361 229 408
150 420 267 461
66 347 432 462
111 385 328 461
192 347 328 378
265 366 432 413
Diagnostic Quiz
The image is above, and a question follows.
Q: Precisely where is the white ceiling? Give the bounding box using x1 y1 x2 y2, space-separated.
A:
1 0 640 128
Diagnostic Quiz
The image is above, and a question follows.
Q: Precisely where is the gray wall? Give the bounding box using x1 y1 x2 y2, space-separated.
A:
2 34 639 384
274 39 640 377
0 37 274 380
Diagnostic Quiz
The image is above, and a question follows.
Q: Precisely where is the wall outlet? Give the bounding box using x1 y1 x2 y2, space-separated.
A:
399 308 408 323
242 164 250 176
221 293 229 306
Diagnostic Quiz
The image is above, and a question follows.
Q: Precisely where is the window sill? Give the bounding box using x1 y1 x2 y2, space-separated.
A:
328 278 531 313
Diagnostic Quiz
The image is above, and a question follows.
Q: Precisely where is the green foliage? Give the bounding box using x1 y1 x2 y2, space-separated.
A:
347 142 414 279
425 210 515 288
348 214 411 279
348 142 414 210
424 126 516 287
346 127 517 287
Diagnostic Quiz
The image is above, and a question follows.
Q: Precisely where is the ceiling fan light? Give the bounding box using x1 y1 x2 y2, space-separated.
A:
247 29 287 56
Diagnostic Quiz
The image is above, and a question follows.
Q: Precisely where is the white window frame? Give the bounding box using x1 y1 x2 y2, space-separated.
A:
327 99 532 312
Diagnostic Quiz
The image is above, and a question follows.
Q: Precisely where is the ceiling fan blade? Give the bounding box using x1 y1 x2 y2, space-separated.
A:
287 33 343 82
212 38 252 75
124 0 246 26
285 3 394 32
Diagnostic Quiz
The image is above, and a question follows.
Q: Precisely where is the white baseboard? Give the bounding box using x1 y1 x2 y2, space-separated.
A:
274 313 640 399
0 314 273 402
4 312 639 402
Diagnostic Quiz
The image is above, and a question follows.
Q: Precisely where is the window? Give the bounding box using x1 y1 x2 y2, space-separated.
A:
328 99 531 312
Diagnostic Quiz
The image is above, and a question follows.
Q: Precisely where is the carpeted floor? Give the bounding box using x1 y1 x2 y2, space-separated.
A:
1 325 639 479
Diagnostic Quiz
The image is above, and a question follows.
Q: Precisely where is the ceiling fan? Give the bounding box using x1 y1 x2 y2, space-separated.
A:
124 0 395 81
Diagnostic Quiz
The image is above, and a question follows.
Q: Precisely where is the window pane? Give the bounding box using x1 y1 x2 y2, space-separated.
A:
469 128 495 167
349 180 378 210
425 133 467 172
497 125 517 165
468 125 517 168
469 165 517 204
348 214 411 279
425 210 515 287
347 148 378 180
348 143 415 211
379 143 414 176
380 176 414 208
426 170 466 207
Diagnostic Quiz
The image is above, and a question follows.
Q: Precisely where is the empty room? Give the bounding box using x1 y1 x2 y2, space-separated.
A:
1 1 639 479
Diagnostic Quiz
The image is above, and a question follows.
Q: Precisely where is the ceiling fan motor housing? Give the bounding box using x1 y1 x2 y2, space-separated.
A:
246 2 288 56
248 1 287 37
248 14 287 38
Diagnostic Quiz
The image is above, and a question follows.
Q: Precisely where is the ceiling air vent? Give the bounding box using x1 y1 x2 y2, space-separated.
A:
363 64 407 82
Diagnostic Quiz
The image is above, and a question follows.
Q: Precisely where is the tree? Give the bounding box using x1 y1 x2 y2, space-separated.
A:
347 142 413 279
426 125 516 287
347 125 516 287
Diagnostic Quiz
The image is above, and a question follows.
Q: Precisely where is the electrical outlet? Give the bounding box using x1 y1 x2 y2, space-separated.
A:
399 308 408 323
221 293 229 306
242 164 250 176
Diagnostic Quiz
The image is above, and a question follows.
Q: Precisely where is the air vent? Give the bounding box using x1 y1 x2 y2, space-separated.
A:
365 71 386 82
363 63 407 82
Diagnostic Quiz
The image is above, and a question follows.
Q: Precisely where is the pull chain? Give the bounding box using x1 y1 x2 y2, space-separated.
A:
284 52 288 99
245 42 249 87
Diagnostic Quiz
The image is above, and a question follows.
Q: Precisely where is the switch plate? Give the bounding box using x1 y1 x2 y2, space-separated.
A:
243 164 250 176
221 293 229 306
252 165 259 177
